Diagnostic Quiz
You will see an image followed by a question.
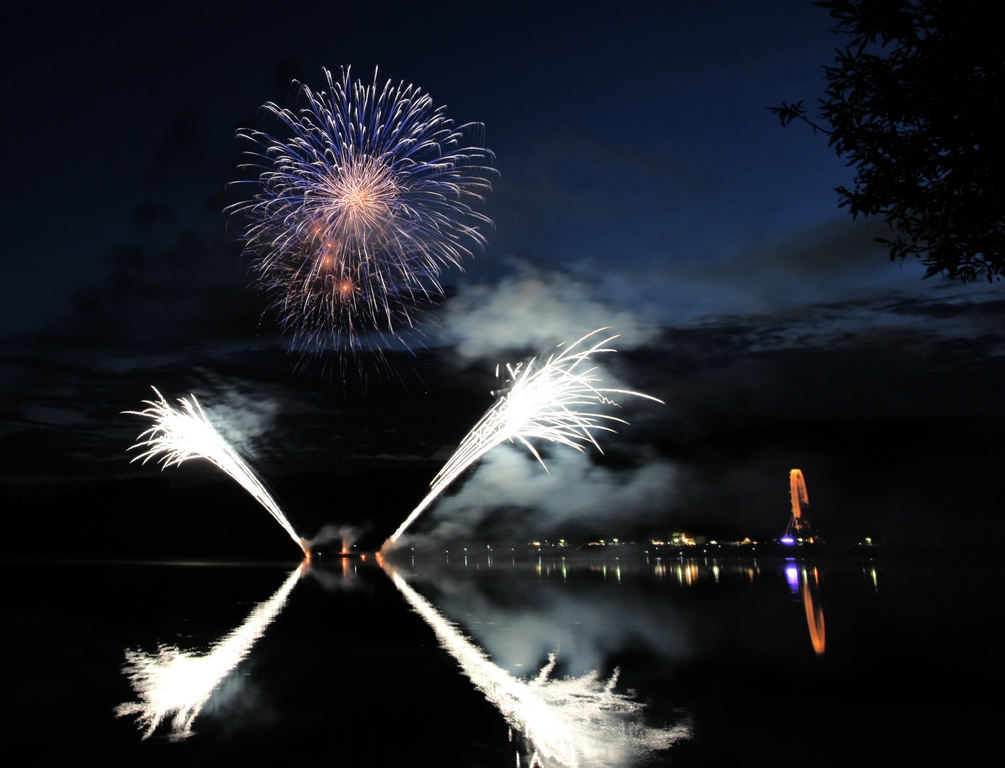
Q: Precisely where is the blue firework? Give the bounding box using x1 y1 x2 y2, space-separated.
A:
231 67 494 356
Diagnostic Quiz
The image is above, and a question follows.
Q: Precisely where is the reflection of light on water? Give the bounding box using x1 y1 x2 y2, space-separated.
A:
785 563 800 593
781 563 827 655
386 566 690 767
116 566 302 739
675 562 698 586
800 567 826 655
866 565 879 593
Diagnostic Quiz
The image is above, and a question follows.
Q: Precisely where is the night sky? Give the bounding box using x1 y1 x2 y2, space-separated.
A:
2 1 1001 557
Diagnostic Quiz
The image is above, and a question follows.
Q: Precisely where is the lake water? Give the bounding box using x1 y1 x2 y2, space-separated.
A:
3 552 1001 766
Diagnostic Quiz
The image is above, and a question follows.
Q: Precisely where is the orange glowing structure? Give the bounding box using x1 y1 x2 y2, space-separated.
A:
790 469 808 526
784 469 816 543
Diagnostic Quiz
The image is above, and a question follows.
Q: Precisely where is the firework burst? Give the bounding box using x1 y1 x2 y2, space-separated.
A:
230 67 494 359
384 330 662 548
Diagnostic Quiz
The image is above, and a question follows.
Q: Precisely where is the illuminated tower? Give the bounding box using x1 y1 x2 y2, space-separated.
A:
783 469 816 543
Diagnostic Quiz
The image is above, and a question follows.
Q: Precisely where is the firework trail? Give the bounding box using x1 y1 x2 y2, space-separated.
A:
383 330 662 549
125 388 305 556
116 565 303 739
384 563 689 766
230 66 494 358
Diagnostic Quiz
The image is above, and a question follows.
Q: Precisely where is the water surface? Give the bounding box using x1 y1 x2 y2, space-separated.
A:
3 553 1001 766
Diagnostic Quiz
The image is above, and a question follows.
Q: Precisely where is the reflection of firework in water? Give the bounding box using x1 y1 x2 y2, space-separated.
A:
125 388 305 556
116 565 302 739
385 330 662 548
230 66 494 357
385 564 689 766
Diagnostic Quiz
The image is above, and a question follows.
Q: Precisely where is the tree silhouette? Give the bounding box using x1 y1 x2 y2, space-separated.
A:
771 1 1003 282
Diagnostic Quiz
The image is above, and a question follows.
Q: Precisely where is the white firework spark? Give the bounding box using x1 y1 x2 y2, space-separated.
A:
116 565 303 739
385 564 690 767
125 388 305 555
384 330 662 547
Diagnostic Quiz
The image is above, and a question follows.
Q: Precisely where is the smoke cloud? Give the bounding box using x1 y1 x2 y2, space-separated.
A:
305 523 365 550
439 263 660 361
401 444 677 546
200 390 279 448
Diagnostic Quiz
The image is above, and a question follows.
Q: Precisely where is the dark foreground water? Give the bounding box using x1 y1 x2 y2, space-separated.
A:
2 552 1001 767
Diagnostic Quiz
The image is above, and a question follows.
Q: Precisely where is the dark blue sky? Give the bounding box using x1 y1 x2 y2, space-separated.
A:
1 1 1001 547
2 0 859 332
